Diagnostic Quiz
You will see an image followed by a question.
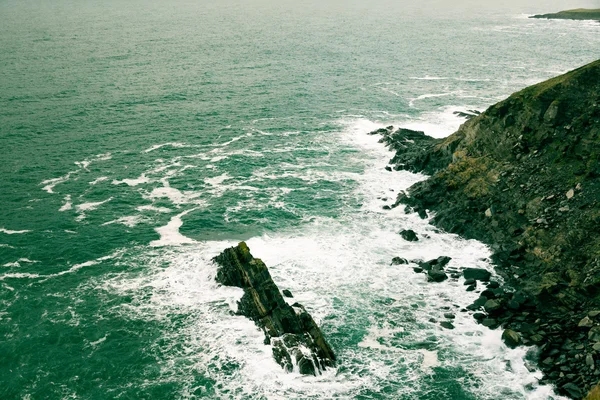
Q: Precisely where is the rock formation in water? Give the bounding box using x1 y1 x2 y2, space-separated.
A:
213 242 336 375
372 59 600 398
531 8 600 22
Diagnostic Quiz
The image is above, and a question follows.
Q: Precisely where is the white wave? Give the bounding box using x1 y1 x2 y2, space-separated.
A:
400 105 480 138
136 205 172 213
204 173 232 186
409 76 449 80
89 176 109 185
75 197 114 221
408 91 462 108
101 216 146 228
3 258 39 268
147 185 203 206
41 172 74 194
0 228 31 235
149 209 198 247
112 174 152 186
0 272 41 281
143 142 190 153
59 195 72 211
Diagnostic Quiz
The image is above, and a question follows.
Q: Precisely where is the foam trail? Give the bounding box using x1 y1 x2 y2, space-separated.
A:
59 195 72 211
150 209 198 247
0 228 31 235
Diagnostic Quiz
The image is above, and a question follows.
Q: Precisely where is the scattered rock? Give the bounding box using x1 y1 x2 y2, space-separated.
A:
463 268 491 282
484 299 502 313
579 316 594 328
566 189 575 199
399 229 419 242
427 270 448 282
282 289 294 298
502 329 521 348
440 321 455 330
561 382 582 399
391 257 408 265
590 326 600 342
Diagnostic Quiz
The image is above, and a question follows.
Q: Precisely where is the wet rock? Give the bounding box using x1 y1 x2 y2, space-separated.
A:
391 257 408 265
427 270 448 282
502 329 521 348
464 278 476 286
399 229 419 242
466 284 476 292
214 242 336 375
487 281 500 289
463 268 491 282
561 382 582 399
440 321 455 330
413 267 424 273
482 318 497 328
385 166 392 172
282 289 294 298
589 326 600 342
473 312 486 321
484 299 502 313
444 313 455 319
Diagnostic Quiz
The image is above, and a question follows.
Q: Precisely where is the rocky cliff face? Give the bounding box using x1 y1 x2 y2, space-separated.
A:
213 242 336 375
375 59 600 398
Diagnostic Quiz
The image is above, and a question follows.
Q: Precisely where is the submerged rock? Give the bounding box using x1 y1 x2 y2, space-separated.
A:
213 242 336 375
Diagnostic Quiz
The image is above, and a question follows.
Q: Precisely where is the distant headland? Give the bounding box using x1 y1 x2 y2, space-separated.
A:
530 8 600 22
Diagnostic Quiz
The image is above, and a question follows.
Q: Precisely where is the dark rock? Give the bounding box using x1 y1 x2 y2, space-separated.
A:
463 268 491 282
482 318 497 328
413 267 424 273
464 278 476 286
399 229 419 242
282 289 294 298
440 321 455 330
214 242 336 374
427 270 448 282
385 166 392 172
444 313 455 319
466 284 476 292
391 257 408 265
560 382 582 399
473 312 486 321
487 281 500 289
484 299 502 313
502 329 521 348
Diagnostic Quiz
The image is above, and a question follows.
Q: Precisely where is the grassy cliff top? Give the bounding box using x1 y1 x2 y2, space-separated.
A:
531 8 600 21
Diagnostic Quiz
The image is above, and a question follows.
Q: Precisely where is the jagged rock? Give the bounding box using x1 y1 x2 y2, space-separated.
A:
399 229 419 242
427 269 448 282
502 329 521 348
484 299 502 313
282 289 294 298
590 326 600 342
213 242 336 375
579 316 594 328
590 310 600 318
463 268 491 282
440 321 455 330
391 257 408 265
561 382 582 399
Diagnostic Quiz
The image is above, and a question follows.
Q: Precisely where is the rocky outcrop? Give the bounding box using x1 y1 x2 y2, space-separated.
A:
531 9 600 22
213 242 336 375
372 59 600 398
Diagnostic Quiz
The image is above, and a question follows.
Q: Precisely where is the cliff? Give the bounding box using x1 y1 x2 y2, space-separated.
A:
531 9 600 22
374 59 600 398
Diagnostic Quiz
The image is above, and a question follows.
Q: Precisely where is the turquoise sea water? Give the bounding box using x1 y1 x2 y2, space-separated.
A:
1 1 599 398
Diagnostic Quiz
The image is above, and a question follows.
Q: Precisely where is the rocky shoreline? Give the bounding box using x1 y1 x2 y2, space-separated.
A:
372 60 600 399
213 242 336 376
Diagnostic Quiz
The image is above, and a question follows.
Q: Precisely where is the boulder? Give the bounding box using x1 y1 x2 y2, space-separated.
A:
579 316 594 328
391 257 408 265
399 229 419 242
440 321 455 330
463 268 491 282
282 289 294 298
590 326 600 342
484 299 502 313
502 329 521 348
213 242 336 375
427 270 448 282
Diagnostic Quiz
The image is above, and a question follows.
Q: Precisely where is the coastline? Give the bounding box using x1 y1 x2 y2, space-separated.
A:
373 59 600 399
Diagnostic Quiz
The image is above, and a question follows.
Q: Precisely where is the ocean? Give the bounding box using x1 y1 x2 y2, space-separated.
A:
1 0 599 398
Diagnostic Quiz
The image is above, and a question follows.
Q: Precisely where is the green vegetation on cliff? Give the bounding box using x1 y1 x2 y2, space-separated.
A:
531 9 600 22
378 59 600 398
